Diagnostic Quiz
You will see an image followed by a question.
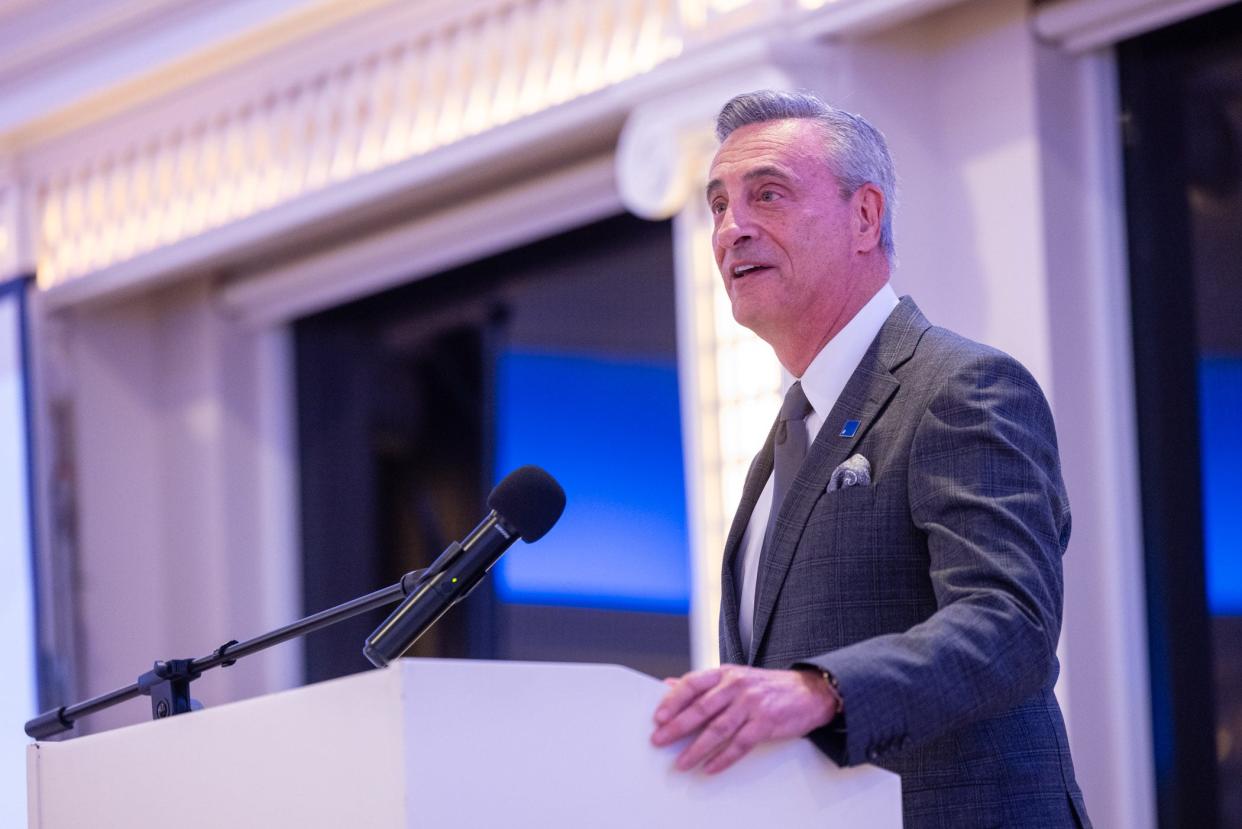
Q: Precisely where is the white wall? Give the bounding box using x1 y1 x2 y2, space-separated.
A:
840 0 1053 379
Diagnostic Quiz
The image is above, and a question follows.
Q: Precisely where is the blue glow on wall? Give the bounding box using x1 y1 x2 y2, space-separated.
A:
494 349 690 612
1200 356 1242 615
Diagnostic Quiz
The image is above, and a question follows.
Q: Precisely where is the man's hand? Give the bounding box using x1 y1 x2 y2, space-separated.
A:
650 665 839 774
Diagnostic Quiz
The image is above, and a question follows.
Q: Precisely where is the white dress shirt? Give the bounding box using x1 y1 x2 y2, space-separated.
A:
737 283 900 658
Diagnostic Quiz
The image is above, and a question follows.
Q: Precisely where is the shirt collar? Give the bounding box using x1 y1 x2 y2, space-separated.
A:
797 283 899 420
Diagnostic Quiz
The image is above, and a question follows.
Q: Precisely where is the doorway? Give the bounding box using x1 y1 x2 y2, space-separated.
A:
294 213 693 684
1119 5 1242 826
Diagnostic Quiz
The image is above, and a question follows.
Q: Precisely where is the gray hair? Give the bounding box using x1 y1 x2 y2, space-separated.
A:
716 90 897 265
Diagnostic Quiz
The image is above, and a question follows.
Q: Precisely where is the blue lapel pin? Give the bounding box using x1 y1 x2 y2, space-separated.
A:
839 420 860 438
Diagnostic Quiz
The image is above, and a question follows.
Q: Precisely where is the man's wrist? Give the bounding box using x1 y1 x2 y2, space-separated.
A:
796 666 844 727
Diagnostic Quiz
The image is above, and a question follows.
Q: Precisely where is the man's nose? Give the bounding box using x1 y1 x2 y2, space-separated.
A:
715 203 753 248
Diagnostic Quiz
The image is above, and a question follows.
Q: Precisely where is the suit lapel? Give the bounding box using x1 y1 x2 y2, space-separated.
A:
719 420 777 664
747 297 930 663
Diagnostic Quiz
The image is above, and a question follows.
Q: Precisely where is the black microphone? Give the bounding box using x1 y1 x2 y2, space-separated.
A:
362 465 565 667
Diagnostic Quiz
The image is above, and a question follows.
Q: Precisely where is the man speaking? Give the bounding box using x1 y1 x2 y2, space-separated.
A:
650 90 1091 828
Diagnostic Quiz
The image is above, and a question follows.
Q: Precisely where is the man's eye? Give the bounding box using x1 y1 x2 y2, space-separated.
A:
759 189 781 202
711 200 727 215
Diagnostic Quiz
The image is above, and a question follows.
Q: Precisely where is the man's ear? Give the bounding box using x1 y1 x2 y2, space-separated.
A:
852 183 885 254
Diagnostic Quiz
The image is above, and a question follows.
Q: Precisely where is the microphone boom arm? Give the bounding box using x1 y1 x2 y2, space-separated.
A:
25 568 429 740
26 464 565 741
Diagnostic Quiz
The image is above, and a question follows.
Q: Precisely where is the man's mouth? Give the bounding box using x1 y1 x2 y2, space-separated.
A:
732 264 772 278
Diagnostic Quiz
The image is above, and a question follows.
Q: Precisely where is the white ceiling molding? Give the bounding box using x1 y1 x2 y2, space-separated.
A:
34 90 627 313
792 0 977 39
26 0 693 293
19 0 992 305
216 154 620 328
0 0 199 85
0 0 408 145
40 29 848 321
1033 0 1235 53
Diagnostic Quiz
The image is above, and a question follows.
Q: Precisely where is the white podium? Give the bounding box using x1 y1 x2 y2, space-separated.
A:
28 659 901 828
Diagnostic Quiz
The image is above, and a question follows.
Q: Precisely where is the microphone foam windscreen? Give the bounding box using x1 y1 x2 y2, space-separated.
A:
488 465 566 542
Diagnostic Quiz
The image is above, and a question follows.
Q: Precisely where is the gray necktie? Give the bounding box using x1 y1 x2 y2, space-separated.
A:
764 380 813 552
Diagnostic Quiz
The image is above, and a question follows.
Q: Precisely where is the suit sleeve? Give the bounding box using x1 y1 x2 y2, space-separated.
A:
800 352 1071 766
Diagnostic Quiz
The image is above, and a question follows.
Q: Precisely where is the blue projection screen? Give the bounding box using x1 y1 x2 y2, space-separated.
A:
0 280 37 827
1200 356 1242 615
494 349 690 612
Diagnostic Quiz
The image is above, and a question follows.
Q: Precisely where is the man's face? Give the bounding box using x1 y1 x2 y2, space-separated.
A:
707 119 860 342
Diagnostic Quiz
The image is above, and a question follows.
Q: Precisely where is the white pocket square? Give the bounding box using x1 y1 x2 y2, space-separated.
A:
827 454 871 492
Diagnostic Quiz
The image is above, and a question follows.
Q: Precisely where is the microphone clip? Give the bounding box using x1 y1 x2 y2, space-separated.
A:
137 659 203 720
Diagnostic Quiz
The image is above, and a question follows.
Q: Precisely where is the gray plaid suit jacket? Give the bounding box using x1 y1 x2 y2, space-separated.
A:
720 297 1091 828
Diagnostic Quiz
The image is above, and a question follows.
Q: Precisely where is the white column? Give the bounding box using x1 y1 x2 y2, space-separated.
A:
66 279 300 734
1033 42 1157 829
